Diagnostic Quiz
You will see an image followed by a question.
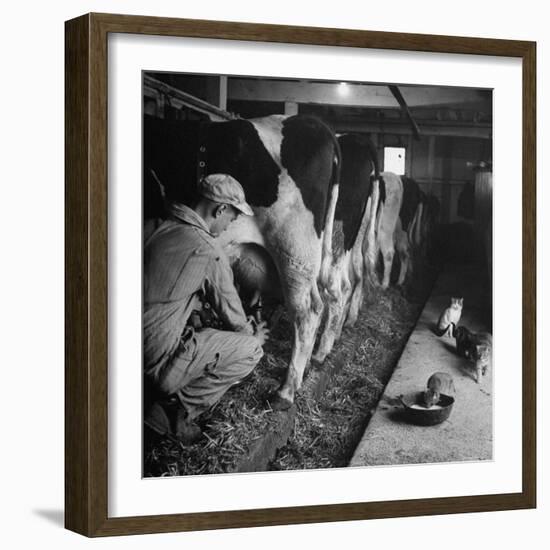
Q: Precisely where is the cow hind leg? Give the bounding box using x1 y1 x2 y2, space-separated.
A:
345 244 365 328
379 240 395 289
362 193 380 287
312 294 342 364
396 234 411 287
271 282 323 410
334 280 352 339
345 278 362 328
397 250 409 286
313 270 351 363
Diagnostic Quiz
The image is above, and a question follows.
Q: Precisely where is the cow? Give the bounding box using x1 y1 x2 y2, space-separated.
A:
407 187 440 263
367 171 405 288
368 175 439 289
392 217 411 287
395 176 423 285
144 114 341 410
312 133 379 363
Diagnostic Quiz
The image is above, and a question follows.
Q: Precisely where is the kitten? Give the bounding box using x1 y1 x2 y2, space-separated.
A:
467 333 492 383
453 324 474 358
453 325 492 383
423 372 456 408
435 297 463 337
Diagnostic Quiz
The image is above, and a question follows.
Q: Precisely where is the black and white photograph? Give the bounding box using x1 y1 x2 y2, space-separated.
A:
142 71 493 477
2 0 544 544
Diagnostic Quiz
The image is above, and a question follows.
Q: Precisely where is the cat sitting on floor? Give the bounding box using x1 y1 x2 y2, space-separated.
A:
434 297 463 338
452 323 492 383
470 340 492 384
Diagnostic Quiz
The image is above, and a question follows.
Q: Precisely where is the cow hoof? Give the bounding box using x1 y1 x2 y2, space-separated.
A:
344 317 357 329
311 352 327 364
268 394 293 411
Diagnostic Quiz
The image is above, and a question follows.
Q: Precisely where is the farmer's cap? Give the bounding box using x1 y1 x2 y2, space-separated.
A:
198 174 254 216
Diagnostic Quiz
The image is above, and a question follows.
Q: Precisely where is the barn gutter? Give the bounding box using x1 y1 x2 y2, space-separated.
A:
233 305 379 473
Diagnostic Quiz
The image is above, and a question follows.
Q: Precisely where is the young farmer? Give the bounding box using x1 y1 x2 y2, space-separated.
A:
144 174 269 443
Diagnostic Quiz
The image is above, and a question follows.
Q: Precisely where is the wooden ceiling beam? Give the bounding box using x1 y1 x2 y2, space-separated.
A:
332 120 491 139
227 78 490 109
389 85 421 140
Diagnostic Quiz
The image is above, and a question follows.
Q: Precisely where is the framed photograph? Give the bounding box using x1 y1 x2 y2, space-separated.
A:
65 12 536 537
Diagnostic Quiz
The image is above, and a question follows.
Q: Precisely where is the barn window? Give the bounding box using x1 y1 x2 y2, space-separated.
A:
384 146 406 175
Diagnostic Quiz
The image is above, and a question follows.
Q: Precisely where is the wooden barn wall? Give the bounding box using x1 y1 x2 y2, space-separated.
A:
142 71 493 229
376 133 492 225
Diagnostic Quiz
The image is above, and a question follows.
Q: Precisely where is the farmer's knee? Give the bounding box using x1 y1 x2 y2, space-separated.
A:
244 336 263 364
232 333 263 370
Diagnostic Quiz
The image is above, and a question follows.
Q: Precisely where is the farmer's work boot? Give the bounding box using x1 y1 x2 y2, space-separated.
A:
174 408 203 444
144 401 172 437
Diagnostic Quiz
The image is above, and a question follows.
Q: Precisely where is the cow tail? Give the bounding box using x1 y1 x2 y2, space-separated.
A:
366 137 381 285
364 176 382 285
366 135 380 184
408 202 422 246
415 201 424 248
319 134 342 289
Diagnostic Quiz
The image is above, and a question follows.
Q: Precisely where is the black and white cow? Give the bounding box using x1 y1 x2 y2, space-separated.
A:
144 114 341 410
372 176 439 287
400 177 422 236
313 133 379 363
369 171 405 288
404 181 440 266
394 176 423 285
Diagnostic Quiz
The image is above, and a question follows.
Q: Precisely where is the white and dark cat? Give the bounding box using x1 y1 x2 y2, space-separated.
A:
453 324 492 383
435 297 463 337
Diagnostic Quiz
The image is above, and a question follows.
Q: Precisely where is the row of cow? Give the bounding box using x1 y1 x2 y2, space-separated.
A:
144 113 439 411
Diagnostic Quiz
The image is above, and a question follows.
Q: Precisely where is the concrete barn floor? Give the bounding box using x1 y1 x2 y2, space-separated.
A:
349 264 493 466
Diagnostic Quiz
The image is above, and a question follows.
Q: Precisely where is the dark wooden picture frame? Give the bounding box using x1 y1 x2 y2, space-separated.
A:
65 12 536 537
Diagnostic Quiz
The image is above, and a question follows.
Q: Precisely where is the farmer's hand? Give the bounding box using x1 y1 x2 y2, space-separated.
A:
253 320 270 346
243 315 257 336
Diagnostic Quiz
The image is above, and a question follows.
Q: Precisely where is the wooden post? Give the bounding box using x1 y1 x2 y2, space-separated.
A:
205 75 228 110
284 101 298 115
441 137 453 224
406 134 414 176
219 76 227 111
370 133 381 173
474 169 493 283
427 135 435 194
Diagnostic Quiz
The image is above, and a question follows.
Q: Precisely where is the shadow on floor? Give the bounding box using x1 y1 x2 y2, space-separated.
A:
33 509 64 527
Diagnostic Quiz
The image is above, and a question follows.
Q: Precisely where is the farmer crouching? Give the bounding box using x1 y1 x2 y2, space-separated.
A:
144 174 269 443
